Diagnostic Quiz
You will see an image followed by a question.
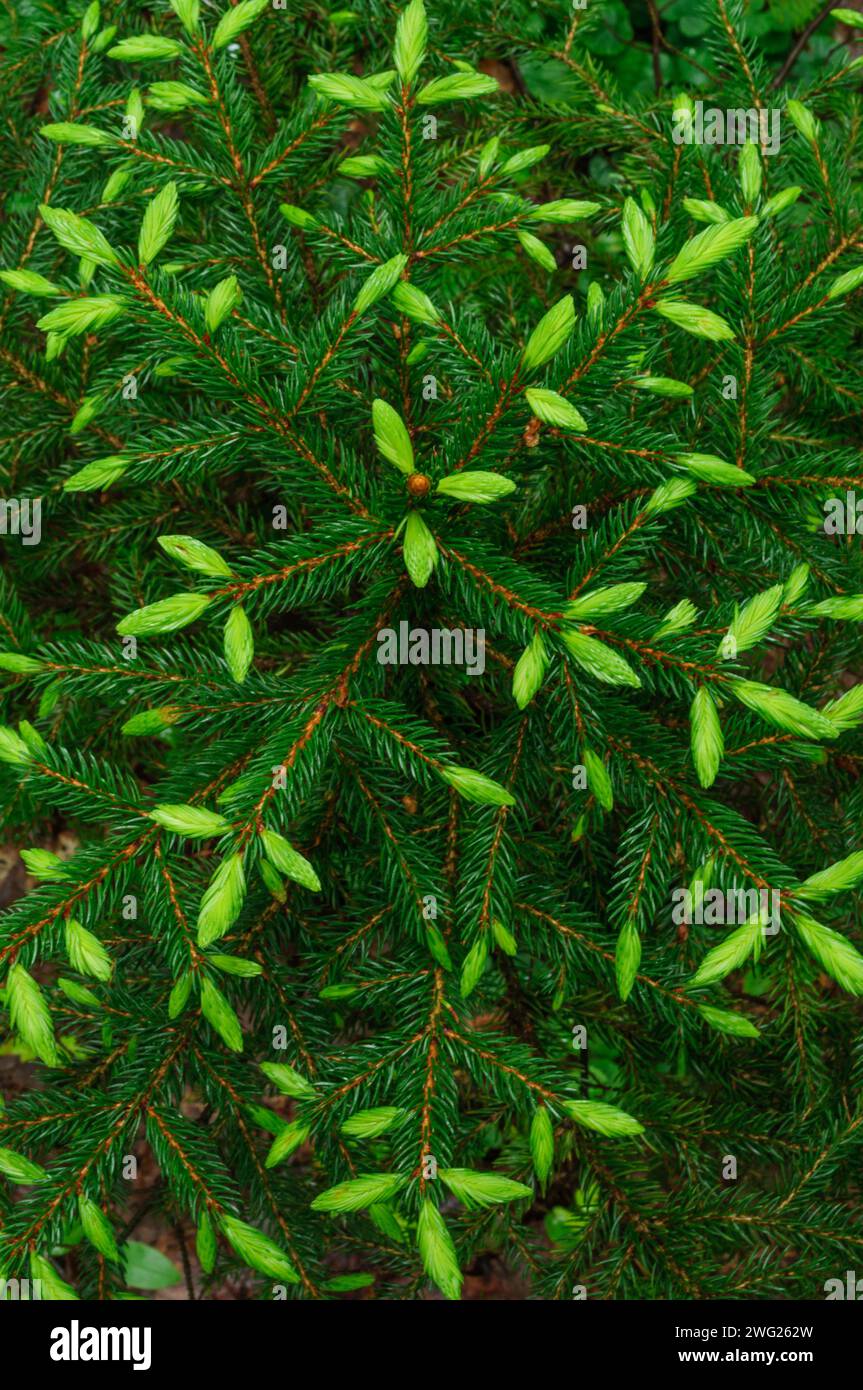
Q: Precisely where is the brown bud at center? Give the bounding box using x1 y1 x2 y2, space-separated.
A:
523 418 541 449
406 472 432 498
